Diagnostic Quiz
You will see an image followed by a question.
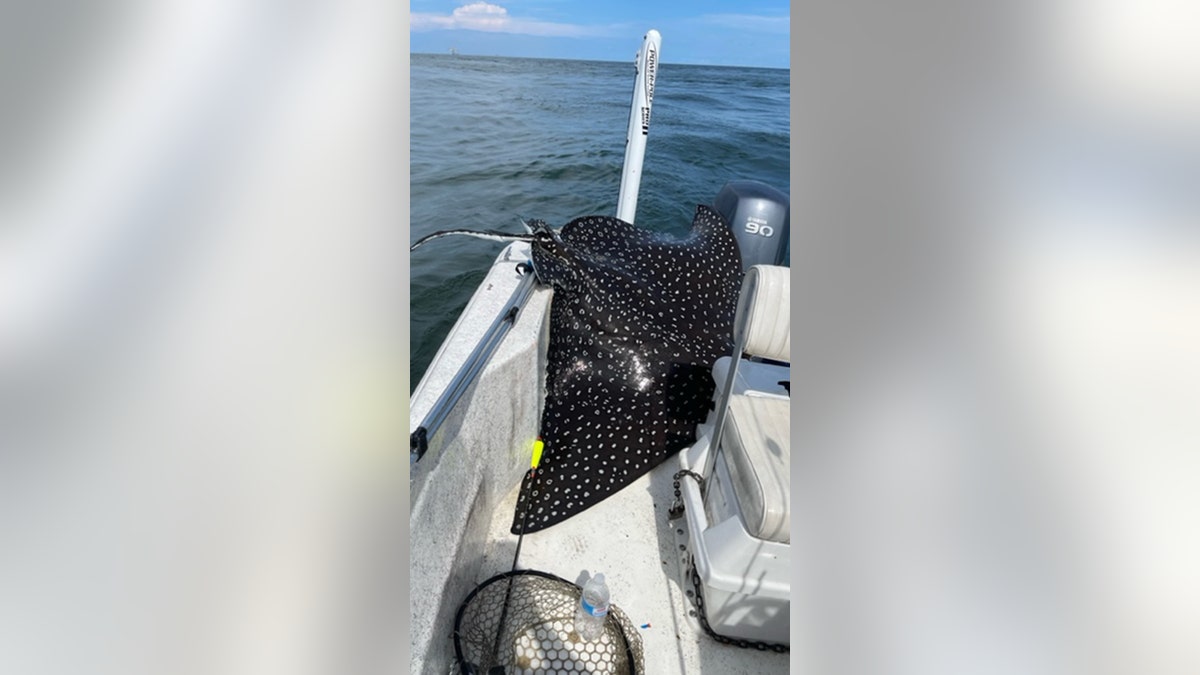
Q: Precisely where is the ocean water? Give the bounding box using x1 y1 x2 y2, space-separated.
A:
410 53 789 387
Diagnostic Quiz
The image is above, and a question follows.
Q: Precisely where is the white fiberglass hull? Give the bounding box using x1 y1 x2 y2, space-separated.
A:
409 243 789 674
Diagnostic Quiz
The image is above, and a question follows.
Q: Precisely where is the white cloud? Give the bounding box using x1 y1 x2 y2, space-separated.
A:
697 14 790 35
411 2 600 37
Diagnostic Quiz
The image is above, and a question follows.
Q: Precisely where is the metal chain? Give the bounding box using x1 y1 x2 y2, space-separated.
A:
670 472 790 653
668 469 704 519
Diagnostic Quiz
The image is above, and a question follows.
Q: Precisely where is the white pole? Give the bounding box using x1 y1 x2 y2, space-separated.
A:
615 29 661 225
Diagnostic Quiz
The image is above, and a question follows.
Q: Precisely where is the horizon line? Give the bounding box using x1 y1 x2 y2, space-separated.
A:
410 51 789 71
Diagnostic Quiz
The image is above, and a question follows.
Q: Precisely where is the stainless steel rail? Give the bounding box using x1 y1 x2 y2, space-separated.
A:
410 264 537 466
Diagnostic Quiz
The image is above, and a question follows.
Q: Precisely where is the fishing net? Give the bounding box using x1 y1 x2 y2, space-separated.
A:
453 570 644 675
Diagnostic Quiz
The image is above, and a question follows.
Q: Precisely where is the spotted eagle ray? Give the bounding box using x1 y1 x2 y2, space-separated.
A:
411 205 742 533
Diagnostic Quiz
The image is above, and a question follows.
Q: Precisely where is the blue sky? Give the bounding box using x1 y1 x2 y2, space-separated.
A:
409 0 790 69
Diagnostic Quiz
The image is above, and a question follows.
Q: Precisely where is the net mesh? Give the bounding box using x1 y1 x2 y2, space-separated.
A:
453 570 645 675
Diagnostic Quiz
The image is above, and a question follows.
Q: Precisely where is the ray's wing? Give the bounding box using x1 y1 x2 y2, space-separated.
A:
511 205 743 534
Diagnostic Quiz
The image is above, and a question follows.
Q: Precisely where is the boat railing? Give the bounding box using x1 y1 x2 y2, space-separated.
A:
409 263 537 465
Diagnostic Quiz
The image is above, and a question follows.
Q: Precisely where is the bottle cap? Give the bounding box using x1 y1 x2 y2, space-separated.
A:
594 573 605 584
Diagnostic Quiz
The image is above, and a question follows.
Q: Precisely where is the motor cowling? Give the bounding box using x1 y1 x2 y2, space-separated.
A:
713 180 790 271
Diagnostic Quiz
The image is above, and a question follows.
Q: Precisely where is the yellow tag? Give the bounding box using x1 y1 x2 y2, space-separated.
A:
531 439 544 469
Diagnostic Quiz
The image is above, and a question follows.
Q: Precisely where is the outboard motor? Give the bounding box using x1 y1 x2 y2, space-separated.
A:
713 180 790 270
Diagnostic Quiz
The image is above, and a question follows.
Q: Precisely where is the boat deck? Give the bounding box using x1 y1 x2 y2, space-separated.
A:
471 459 791 674
411 242 790 673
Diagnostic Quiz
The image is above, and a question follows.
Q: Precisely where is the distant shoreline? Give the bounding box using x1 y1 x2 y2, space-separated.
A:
409 51 789 72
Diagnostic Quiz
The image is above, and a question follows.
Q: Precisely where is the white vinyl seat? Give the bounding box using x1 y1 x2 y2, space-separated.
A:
704 264 791 542
680 264 791 645
721 394 791 543
711 357 789 399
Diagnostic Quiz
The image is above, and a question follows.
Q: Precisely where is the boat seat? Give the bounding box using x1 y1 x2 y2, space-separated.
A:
705 264 791 541
679 264 792 646
720 394 791 542
711 356 789 399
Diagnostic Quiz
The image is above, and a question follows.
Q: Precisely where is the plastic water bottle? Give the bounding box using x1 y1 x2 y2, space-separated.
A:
574 573 610 642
